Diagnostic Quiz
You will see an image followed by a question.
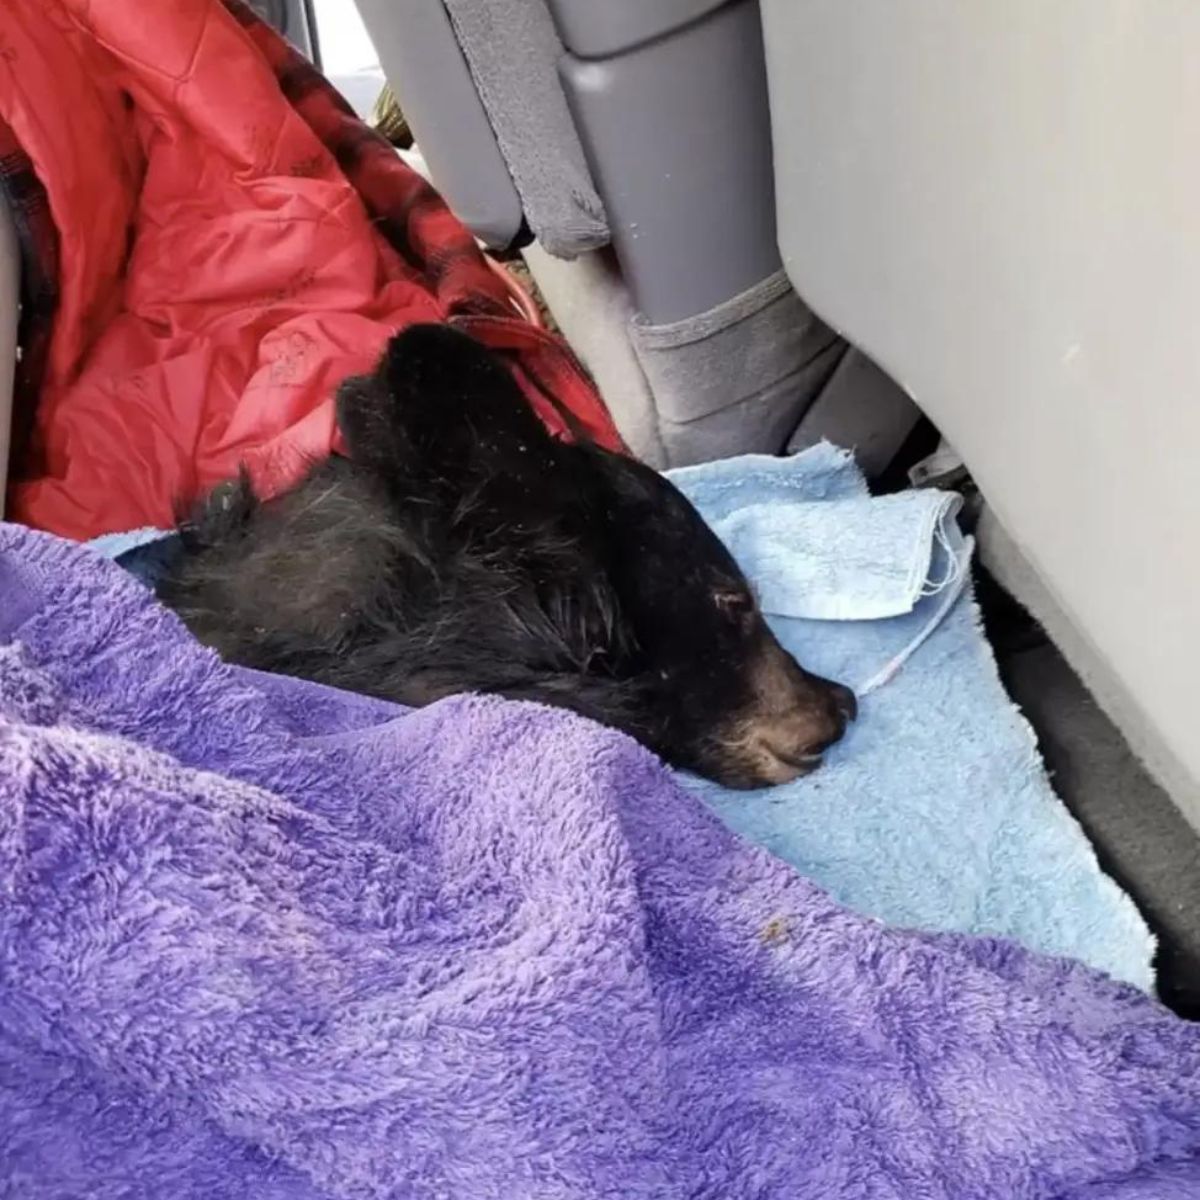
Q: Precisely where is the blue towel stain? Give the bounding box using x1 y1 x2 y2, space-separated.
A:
89 443 1154 988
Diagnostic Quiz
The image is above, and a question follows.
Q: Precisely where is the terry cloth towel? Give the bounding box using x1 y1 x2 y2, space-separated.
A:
667 446 1155 990
90 443 1154 989
0 0 619 540
4 522 1200 1199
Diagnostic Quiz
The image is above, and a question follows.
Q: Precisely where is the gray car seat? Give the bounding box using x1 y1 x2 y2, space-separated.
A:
756 0 1200 828
350 0 921 471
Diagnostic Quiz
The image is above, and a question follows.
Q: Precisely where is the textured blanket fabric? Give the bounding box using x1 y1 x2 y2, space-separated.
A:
4 528 1200 1198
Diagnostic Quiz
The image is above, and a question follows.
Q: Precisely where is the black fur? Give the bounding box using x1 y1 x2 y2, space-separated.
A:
158 325 855 787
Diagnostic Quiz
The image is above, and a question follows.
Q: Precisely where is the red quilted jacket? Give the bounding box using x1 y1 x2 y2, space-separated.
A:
0 0 619 539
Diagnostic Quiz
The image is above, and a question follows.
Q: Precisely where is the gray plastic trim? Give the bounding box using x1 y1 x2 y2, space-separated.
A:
560 0 781 324
353 0 524 250
546 0 733 59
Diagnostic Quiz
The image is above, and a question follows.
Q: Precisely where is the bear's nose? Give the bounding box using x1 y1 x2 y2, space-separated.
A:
808 680 857 752
831 682 858 724
752 673 857 780
711 641 860 788
774 695 852 758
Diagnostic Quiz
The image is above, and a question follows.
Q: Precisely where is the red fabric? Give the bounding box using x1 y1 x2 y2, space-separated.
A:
0 0 621 539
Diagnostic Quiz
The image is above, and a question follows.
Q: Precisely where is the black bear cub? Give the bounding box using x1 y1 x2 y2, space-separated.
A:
158 325 855 787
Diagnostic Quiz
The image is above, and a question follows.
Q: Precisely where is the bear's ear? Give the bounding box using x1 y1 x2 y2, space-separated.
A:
336 324 558 489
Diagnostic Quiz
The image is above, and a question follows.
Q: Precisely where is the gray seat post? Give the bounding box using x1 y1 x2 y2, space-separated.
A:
552 0 781 325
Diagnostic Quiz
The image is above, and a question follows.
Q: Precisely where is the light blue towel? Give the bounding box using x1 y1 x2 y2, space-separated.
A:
87 527 174 560
91 445 1154 989
670 445 1154 990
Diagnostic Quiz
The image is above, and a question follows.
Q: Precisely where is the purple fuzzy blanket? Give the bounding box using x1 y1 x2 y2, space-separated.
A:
3 523 1200 1200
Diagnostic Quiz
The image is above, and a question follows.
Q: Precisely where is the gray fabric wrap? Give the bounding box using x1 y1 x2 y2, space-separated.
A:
442 0 609 258
630 271 845 467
